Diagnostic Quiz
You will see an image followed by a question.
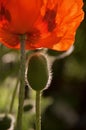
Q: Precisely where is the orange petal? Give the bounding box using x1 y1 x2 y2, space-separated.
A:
1 0 43 33
0 0 84 51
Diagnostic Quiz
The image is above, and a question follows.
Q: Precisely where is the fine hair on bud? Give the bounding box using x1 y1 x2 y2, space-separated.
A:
26 52 52 91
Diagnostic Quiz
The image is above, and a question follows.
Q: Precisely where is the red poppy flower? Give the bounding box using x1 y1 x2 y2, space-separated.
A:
0 0 84 51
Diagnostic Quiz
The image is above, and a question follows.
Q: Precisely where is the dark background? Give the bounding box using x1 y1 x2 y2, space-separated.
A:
0 1 86 130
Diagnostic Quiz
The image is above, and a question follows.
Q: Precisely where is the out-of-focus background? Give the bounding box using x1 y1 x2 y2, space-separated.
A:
0 1 86 130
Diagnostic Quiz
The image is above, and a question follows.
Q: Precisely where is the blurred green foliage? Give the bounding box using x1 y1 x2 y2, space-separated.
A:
0 1 86 130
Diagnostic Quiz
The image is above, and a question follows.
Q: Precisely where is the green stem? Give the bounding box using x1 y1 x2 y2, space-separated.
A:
15 34 26 130
9 78 19 113
36 91 41 130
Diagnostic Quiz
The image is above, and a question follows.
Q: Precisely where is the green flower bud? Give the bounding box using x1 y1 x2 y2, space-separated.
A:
26 53 52 91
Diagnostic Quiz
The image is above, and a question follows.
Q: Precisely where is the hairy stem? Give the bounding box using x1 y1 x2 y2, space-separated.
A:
36 91 41 130
15 34 26 130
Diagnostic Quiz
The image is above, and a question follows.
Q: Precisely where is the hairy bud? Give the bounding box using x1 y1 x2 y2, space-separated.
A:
26 53 52 91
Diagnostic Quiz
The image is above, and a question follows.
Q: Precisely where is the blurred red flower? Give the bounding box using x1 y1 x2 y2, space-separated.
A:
0 0 84 51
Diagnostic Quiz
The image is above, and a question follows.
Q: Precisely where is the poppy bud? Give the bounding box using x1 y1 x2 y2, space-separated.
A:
26 53 52 91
